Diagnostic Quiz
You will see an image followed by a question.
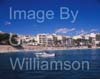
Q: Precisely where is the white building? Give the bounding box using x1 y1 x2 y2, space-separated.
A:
95 33 100 46
36 34 71 47
36 34 48 46
19 35 38 46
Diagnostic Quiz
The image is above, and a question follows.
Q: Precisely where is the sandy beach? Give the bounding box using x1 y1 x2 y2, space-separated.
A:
0 45 100 53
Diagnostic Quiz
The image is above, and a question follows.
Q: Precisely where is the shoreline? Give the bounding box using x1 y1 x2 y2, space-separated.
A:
0 45 100 53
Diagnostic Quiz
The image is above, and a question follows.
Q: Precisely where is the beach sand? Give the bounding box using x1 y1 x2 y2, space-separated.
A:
0 45 100 53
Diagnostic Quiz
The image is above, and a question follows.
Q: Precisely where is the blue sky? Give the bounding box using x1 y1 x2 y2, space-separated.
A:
0 0 100 36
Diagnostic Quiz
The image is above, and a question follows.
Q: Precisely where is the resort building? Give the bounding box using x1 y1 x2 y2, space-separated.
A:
95 33 100 47
66 37 74 47
47 35 54 46
19 35 38 46
73 34 91 47
89 33 96 47
36 34 48 46
1 31 99 48
36 34 71 47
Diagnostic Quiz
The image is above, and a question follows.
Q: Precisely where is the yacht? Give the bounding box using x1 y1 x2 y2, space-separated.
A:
35 51 55 58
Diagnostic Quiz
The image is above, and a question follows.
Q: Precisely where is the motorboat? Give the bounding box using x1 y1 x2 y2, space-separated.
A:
35 51 55 58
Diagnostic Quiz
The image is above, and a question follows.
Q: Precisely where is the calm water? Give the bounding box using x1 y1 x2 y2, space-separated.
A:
0 49 100 79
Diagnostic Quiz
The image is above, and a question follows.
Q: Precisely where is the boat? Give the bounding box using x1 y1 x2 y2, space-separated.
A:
35 51 55 58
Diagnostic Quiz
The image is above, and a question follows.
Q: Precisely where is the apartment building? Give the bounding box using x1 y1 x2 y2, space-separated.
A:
36 34 48 46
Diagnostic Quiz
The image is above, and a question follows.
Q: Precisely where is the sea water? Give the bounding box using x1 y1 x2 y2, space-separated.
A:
0 49 100 79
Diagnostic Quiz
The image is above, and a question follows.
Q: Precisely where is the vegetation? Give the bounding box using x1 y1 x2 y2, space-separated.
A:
0 33 20 46
0 33 10 45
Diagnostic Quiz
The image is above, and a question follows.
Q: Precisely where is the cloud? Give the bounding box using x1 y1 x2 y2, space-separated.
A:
90 29 97 32
4 21 11 26
0 30 2 32
75 29 87 35
55 28 75 34
80 29 86 34
75 28 98 35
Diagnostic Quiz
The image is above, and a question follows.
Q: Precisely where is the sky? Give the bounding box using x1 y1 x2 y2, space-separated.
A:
0 0 100 36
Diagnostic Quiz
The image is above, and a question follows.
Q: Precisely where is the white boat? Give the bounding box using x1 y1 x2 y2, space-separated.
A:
35 52 55 58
